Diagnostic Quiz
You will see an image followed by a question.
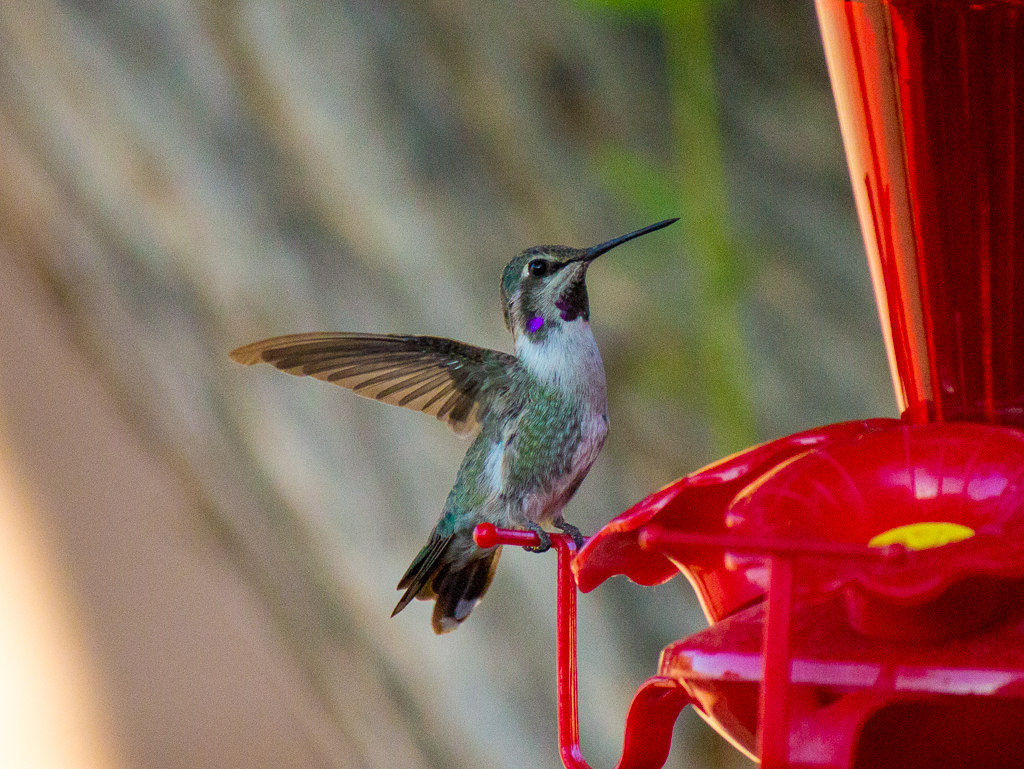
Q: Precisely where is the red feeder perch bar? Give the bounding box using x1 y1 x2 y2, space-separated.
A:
477 1 1024 767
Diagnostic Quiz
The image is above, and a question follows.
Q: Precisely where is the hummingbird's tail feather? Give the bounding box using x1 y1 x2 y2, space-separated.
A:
430 547 501 634
391 533 502 634
393 533 453 613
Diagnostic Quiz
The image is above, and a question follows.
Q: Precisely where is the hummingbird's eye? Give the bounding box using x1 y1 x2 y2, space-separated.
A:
528 259 549 277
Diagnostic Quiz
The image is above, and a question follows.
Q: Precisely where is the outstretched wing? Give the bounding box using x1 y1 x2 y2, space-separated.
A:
229 332 517 435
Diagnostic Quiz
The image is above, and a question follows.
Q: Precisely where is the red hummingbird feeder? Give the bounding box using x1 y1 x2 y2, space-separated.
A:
477 1 1024 766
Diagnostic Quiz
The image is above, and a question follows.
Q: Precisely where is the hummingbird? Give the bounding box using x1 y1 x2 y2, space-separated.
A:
230 218 678 633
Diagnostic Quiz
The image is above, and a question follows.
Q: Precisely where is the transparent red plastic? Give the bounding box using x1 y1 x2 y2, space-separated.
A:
816 0 1024 424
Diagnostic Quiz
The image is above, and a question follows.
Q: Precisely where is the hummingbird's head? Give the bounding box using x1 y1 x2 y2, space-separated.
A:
500 245 592 340
499 219 678 342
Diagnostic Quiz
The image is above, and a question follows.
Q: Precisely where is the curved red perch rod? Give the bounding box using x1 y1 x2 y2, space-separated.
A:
474 521 909 768
473 523 693 769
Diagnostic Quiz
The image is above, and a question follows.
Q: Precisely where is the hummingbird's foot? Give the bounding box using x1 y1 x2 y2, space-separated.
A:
523 524 552 553
553 516 586 550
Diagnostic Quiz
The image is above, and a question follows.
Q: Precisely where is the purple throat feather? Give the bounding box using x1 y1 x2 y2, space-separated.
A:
554 298 575 321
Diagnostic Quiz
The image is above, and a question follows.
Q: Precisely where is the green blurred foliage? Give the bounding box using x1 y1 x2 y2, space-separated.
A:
580 0 755 455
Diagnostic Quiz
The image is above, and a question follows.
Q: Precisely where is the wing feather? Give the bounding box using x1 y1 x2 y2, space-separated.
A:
384 371 449 402
230 332 517 435
364 366 442 395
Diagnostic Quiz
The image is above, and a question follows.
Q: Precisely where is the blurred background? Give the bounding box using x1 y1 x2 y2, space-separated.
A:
0 0 897 767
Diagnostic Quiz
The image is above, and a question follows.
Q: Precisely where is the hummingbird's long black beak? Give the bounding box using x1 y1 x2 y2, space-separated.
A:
580 218 679 262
